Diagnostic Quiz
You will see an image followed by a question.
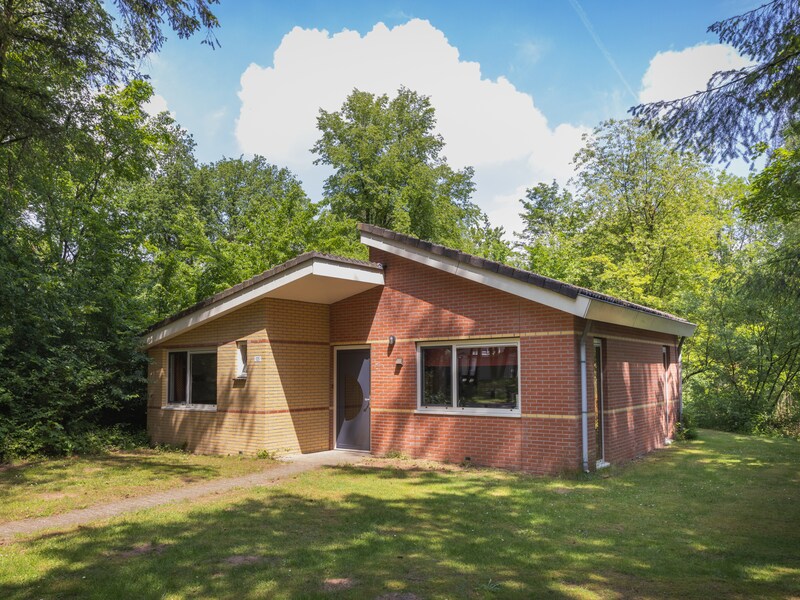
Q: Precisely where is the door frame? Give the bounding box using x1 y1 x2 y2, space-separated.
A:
594 338 608 467
332 345 372 451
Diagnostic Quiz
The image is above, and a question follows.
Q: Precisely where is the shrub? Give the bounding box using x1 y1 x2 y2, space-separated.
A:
0 423 148 462
673 414 697 441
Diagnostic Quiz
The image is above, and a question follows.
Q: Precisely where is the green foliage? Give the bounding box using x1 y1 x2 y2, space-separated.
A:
312 87 510 257
742 135 800 224
518 120 734 313
0 82 166 461
685 219 800 434
631 0 800 163
0 423 149 461
132 151 322 321
0 0 218 150
0 0 220 461
673 415 697 441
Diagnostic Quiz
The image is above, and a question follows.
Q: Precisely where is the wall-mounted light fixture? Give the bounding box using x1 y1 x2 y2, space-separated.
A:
388 335 396 346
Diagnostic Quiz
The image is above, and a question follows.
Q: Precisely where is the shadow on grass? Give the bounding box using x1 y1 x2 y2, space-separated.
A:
2 431 799 599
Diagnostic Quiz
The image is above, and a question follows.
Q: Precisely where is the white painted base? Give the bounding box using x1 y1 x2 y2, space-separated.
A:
596 460 611 469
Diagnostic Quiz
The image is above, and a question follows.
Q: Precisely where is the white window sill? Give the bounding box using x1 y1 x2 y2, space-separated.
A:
163 404 217 412
415 408 521 418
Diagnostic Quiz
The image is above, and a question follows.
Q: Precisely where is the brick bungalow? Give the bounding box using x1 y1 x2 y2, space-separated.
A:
143 224 696 474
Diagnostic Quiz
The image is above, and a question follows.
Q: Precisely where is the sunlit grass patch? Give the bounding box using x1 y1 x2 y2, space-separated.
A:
0 449 276 522
0 429 798 599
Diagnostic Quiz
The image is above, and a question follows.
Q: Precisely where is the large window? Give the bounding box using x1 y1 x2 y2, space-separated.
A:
418 341 520 414
168 350 217 406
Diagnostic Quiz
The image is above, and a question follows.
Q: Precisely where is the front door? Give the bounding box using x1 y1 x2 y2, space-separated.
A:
335 348 371 450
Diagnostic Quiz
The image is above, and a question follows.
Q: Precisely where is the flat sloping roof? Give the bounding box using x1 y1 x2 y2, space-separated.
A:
143 252 384 346
358 223 696 336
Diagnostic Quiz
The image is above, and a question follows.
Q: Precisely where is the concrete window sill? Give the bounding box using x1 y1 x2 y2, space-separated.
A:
162 404 217 412
414 409 521 418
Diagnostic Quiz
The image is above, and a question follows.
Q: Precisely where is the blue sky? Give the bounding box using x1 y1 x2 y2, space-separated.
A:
142 0 757 233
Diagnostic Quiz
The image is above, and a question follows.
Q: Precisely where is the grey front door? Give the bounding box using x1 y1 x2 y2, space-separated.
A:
336 348 371 450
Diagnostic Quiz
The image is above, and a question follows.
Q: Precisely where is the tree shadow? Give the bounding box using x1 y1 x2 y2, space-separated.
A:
3 446 798 599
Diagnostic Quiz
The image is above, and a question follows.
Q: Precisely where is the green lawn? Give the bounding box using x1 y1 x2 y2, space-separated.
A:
1 430 798 599
0 449 276 523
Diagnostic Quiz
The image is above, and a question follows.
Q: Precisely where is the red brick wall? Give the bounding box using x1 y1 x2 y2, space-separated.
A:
587 323 680 465
331 249 583 474
331 250 680 474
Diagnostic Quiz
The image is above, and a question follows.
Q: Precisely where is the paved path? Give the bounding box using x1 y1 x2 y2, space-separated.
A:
0 450 366 544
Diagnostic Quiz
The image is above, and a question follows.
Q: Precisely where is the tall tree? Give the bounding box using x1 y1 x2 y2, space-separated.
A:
0 82 170 457
133 154 320 320
631 0 800 163
311 87 497 251
688 219 800 433
0 0 218 149
517 120 735 313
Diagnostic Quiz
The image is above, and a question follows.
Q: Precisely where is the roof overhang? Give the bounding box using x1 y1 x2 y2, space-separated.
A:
360 230 696 338
143 256 384 348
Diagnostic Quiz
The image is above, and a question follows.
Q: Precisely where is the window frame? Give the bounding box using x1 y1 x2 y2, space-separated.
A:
235 340 248 379
166 348 218 410
416 339 521 417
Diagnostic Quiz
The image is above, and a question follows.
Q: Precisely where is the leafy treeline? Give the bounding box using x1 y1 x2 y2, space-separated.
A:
0 0 220 457
0 1 797 459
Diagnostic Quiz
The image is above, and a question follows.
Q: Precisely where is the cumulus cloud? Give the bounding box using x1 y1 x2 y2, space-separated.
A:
236 19 588 236
143 93 170 116
638 43 753 104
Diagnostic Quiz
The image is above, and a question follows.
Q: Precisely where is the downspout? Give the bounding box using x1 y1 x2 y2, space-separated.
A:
580 320 593 473
677 336 686 421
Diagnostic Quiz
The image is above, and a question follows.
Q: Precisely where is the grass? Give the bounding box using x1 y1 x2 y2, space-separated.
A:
0 449 276 523
0 429 798 599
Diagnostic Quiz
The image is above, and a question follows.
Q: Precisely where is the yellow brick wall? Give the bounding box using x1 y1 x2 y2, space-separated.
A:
147 298 331 455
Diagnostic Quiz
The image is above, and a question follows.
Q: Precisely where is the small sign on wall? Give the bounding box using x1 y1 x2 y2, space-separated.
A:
254 356 262 362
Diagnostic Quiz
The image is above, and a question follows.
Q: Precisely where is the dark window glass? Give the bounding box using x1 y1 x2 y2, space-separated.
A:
421 346 452 407
457 346 518 409
190 353 217 405
168 352 187 403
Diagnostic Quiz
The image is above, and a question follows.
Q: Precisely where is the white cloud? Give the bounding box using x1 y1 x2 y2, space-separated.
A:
143 93 170 116
638 43 753 104
235 19 588 236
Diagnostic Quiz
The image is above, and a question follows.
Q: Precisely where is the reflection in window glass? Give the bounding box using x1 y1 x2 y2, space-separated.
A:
456 346 518 409
168 352 187 404
421 346 452 407
190 353 217 405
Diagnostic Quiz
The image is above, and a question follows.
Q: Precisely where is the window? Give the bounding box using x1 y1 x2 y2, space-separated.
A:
168 350 217 406
420 346 452 407
236 341 248 378
418 341 520 414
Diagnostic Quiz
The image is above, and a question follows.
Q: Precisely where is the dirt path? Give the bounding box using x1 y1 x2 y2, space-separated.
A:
0 450 366 544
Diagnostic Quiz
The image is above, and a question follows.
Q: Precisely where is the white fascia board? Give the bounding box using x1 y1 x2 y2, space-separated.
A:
584 299 697 338
143 262 315 348
143 259 384 349
360 232 591 317
311 258 385 285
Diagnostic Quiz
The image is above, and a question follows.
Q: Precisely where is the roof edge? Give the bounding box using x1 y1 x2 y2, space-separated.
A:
359 223 696 337
143 252 383 341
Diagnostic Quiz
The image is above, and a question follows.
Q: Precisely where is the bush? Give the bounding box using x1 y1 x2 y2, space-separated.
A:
0 423 148 462
673 412 698 441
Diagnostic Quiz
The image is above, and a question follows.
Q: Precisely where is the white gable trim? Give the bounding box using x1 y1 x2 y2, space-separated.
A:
361 231 696 338
143 258 384 349
361 232 592 317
